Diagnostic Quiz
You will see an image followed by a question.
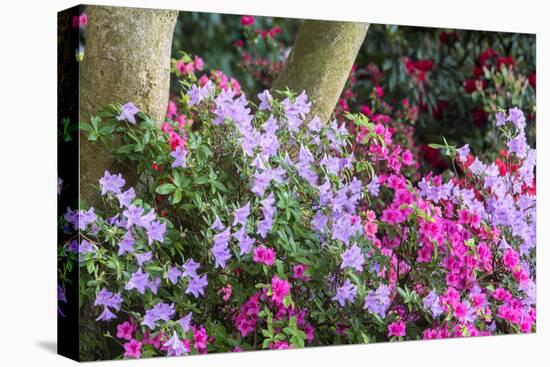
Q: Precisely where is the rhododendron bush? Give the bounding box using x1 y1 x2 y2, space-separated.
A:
63 81 535 358
57 7 536 361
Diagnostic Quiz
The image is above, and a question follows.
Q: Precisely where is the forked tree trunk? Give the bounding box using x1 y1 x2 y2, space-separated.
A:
272 20 369 123
79 5 179 206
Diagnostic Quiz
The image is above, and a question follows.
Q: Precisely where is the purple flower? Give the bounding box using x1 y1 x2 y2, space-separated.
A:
57 284 67 303
311 211 328 233
146 220 166 245
341 244 365 272
321 154 341 175
142 302 175 329
167 266 182 285
212 227 231 268
259 131 280 159
332 215 358 245
308 116 322 133
178 312 193 332
57 177 63 195
79 239 95 255
469 158 485 175
170 146 188 168
117 231 135 255
96 306 117 321
317 180 333 206
94 288 122 310
232 202 250 227
123 204 145 228
507 107 526 130
117 187 135 208
258 90 273 111
186 274 208 298
99 171 126 195
457 144 470 163
135 251 153 266
147 277 161 294
164 331 188 356
252 155 267 170
64 207 97 230
94 288 123 321
263 115 278 134
211 216 225 231
282 91 311 132
118 102 140 124
139 209 156 229
182 258 200 278
79 208 97 229
188 81 215 106
233 226 255 255
423 290 444 317
296 160 318 186
508 131 528 159
125 268 149 294
332 279 357 307
257 193 276 238
364 284 391 318
367 175 380 197
495 111 507 126
251 170 271 197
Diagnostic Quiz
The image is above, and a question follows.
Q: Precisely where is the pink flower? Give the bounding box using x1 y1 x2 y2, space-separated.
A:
270 341 290 349
241 15 255 26
503 249 520 270
79 14 88 27
253 245 276 266
293 264 309 281
193 56 204 71
116 320 136 341
219 284 233 302
123 339 142 359
271 276 290 304
166 100 178 119
72 13 87 28
375 85 384 98
402 150 413 166
193 325 208 353
387 320 406 337
230 77 241 95
142 331 162 349
235 293 260 336
198 74 210 86
177 61 195 75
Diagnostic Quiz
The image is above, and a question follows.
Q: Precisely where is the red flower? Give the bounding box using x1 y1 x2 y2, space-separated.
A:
464 79 476 93
479 48 498 65
414 59 433 72
528 73 536 89
471 108 488 127
473 66 484 79
497 56 515 69
240 15 255 26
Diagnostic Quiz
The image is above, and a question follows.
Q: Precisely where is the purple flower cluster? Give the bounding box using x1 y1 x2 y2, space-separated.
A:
364 284 392 318
94 288 123 321
142 302 175 329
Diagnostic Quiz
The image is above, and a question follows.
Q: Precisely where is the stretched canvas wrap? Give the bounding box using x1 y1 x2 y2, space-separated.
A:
57 4 537 362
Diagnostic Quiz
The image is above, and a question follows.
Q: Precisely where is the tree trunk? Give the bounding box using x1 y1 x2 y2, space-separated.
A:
272 20 369 123
79 5 179 206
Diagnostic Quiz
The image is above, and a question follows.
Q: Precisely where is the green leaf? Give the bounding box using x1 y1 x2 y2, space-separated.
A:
156 183 176 195
173 189 182 204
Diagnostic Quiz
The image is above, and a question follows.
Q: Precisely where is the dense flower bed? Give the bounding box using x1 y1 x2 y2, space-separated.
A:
62 76 536 358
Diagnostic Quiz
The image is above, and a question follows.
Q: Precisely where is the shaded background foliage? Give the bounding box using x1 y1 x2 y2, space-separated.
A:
171 12 535 171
